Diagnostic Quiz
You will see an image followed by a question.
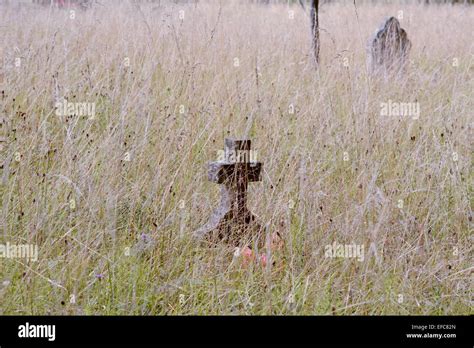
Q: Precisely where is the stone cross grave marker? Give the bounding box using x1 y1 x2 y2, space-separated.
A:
194 138 263 244
368 17 411 76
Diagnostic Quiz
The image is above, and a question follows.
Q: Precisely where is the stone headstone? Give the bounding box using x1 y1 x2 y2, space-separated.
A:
194 138 263 245
368 17 411 76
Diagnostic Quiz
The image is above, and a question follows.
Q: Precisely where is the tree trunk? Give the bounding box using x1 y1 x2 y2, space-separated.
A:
310 0 320 65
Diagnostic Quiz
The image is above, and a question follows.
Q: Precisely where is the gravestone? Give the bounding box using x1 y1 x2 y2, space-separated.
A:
194 138 263 245
368 17 411 75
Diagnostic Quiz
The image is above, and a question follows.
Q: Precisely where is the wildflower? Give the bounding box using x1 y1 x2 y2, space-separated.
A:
241 246 254 266
260 254 267 267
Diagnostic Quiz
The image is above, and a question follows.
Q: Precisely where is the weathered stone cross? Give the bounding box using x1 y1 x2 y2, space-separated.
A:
194 138 263 244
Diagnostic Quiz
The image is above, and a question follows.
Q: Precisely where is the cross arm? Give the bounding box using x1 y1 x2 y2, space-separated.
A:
208 161 262 184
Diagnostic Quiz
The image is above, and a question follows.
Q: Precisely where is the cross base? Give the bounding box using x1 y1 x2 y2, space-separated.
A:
194 186 263 245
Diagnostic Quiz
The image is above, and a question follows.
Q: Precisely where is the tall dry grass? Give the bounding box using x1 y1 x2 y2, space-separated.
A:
0 0 472 314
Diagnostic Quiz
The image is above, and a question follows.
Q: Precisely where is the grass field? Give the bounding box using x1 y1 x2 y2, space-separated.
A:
0 0 472 315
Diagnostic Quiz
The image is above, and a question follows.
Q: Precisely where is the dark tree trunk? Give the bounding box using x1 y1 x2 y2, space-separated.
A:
310 0 320 65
